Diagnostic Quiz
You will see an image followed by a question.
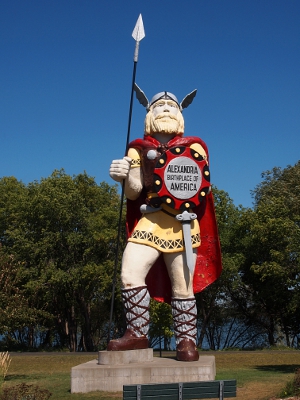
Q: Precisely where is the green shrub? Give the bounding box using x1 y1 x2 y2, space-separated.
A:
0 383 51 400
279 368 300 398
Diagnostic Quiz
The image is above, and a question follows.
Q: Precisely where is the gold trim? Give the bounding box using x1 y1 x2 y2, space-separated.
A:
130 230 200 251
131 159 141 167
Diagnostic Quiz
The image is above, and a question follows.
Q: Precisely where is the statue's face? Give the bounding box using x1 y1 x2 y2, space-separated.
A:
151 99 180 118
144 97 184 136
147 99 182 135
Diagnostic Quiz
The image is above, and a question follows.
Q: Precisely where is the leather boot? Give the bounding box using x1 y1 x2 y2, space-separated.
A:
107 286 150 351
171 297 199 361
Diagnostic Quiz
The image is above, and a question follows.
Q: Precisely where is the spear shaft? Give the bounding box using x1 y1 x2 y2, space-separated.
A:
107 15 145 344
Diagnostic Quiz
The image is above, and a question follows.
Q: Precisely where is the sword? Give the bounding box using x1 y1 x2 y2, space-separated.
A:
176 210 197 274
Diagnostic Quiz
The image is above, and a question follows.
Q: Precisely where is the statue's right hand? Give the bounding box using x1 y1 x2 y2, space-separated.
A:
109 156 132 182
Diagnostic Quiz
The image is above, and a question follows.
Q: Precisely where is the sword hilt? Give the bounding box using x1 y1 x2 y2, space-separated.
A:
176 210 197 223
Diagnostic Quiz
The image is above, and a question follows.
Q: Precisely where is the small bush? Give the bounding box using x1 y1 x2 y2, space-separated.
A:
279 368 300 398
0 383 51 400
294 368 300 395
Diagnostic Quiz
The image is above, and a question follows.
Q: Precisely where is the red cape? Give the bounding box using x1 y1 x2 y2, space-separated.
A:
126 135 222 303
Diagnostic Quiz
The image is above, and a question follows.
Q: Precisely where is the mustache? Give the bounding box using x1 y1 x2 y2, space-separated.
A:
154 113 178 121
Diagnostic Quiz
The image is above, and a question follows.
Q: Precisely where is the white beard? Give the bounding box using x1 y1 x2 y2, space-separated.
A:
151 115 180 134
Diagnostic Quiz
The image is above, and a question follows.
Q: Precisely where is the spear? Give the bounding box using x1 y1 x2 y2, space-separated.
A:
107 14 145 344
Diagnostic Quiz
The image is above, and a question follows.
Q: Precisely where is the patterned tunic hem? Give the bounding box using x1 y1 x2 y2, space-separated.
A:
128 230 200 253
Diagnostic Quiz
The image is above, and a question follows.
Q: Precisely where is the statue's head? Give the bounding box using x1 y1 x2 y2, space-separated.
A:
134 84 197 138
145 92 184 136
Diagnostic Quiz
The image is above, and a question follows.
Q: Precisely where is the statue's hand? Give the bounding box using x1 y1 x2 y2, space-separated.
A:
109 156 132 182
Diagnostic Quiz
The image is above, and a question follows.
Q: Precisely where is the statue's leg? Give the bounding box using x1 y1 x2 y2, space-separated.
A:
121 242 160 288
163 251 199 361
107 242 160 351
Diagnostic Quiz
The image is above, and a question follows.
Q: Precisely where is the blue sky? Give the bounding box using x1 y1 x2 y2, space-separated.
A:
1 0 299 208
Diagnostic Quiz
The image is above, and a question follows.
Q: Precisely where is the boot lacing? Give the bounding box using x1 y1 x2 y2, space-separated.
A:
122 286 150 337
171 298 197 345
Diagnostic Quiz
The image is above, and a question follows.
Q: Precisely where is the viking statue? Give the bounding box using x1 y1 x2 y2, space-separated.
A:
108 85 222 361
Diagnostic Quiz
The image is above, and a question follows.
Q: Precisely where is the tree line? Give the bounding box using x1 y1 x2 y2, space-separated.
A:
0 162 299 351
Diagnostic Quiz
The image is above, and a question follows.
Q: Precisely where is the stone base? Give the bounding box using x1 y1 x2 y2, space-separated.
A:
98 348 153 365
71 349 216 393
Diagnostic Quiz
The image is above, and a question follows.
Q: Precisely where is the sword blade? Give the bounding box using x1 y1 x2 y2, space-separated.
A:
176 211 197 275
182 222 196 274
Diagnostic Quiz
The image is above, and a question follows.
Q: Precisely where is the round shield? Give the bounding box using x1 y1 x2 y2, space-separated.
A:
153 146 211 210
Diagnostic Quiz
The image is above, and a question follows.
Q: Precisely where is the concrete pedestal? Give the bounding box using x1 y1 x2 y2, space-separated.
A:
98 348 154 365
71 349 216 393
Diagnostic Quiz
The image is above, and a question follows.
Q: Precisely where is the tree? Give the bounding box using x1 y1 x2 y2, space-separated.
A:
196 186 257 349
234 161 300 347
148 300 173 350
0 247 48 349
0 171 124 351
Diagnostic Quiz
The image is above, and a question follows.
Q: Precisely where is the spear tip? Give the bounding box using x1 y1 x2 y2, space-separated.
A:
132 14 145 42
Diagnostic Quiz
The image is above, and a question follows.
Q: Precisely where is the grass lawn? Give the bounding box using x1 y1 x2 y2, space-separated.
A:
1 350 300 400
215 350 300 399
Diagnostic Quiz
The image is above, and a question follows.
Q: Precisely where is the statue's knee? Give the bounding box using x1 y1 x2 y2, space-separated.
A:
121 270 132 288
172 284 194 299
